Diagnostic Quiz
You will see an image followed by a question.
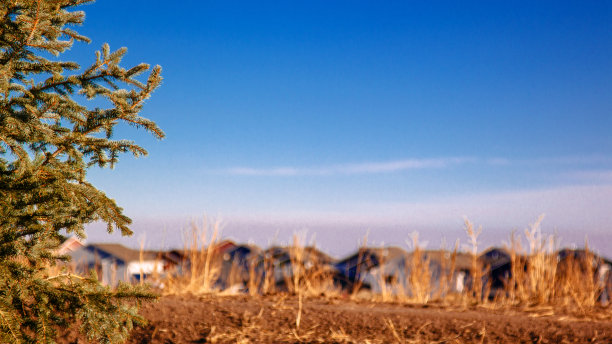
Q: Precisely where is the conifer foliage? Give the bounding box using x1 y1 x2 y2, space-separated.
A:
0 0 163 342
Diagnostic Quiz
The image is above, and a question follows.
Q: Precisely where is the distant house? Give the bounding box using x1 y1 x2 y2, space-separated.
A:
56 236 85 255
599 260 612 304
478 247 612 303
417 250 473 294
479 247 511 267
68 243 164 286
478 247 512 294
557 248 612 304
150 240 261 292
160 249 189 272
334 247 407 293
334 247 471 296
259 246 336 291
215 243 263 291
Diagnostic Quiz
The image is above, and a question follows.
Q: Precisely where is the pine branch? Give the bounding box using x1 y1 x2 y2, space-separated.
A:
0 1 163 342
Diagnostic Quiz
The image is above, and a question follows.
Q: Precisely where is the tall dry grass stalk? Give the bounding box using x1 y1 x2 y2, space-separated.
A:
161 218 223 295
408 232 432 304
506 215 557 305
139 238 146 286
373 246 394 302
372 234 457 304
349 234 370 299
287 234 306 295
463 218 488 303
246 255 263 296
433 240 459 302
257 243 276 295
283 233 338 297
303 259 338 297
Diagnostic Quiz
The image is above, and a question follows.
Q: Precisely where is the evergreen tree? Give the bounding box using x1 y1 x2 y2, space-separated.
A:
0 0 163 342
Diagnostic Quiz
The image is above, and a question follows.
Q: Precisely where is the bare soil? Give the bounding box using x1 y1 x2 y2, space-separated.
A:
105 294 612 344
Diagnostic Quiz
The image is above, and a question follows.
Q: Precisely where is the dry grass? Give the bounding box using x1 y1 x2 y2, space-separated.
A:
202 305 481 344
158 218 223 295
434 240 459 301
141 216 611 321
498 216 608 316
505 215 557 305
349 234 370 299
463 218 489 305
557 244 600 310
204 307 472 344
407 232 432 304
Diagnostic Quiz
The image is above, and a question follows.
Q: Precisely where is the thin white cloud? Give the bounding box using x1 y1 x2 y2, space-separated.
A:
227 167 301 176
484 155 612 167
224 157 473 176
524 155 612 165
221 154 612 177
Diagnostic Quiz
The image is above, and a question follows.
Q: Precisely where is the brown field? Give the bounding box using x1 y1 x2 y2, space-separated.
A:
59 293 611 344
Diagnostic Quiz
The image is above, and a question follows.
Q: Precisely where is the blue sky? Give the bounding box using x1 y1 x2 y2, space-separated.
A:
73 1 612 256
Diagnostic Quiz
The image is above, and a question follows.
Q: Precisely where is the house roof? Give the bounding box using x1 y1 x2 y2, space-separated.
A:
263 246 335 265
87 243 159 264
57 236 85 255
479 247 512 270
336 247 478 273
303 246 335 264
557 248 612 266
229 244 262 255
215 240 238 253
372 246 407 262
338 246 408 266
412 250 473 271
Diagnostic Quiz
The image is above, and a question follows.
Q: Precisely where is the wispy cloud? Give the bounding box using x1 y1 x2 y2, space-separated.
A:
219 154 612 177
481 155 612 167
521 155 612 166
224 157 473 176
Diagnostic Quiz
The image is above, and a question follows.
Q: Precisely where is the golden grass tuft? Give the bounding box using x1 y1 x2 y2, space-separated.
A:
158 218 223 295
407 232 432 304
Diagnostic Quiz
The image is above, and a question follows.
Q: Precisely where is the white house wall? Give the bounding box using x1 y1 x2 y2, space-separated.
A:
127 260 163 276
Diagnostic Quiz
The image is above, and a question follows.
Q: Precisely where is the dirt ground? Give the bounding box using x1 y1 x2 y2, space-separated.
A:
87 294 612 344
